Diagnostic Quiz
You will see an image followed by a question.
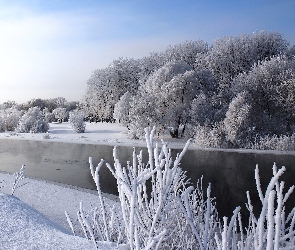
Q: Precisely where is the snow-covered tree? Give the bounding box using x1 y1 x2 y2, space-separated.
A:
113 92 133 126
231 55 295 136
52 107 67 123
133 61 195 138
16 107 49 133
0 107 22 132
223 91 252 147
129 61 218 138
207 31 288 85
163 40 209 68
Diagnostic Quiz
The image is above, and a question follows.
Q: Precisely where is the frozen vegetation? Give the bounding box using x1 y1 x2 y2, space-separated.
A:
83 31 295 151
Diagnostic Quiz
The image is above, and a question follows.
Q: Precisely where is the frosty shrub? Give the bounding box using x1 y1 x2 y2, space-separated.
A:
69 110 86 133
67 127 295 249
43 132 51 140
0 108 22 132
248 133 295 151
188 123 224 149
16 107 49 133
67 127 221 249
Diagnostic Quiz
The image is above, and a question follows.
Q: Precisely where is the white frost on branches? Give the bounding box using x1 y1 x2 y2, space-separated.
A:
67 127 295 249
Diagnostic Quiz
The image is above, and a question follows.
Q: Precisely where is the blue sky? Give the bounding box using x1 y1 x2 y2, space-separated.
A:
0 0 294 103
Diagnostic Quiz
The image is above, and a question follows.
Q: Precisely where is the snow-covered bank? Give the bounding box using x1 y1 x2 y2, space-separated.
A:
1 122 295 154
0 122 188 149
0 171 123 249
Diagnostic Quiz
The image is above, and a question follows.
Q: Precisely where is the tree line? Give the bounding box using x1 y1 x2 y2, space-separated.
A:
82 31 295 150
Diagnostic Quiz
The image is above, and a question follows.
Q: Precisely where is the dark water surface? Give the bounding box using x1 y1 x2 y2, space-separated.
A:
1 138 295 220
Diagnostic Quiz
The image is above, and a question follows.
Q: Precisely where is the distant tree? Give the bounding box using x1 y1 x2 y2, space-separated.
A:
28 98 48 110
52 107 67 122
65 101 79 112
52 97 67 108
43 108 56 123
2 100 18 109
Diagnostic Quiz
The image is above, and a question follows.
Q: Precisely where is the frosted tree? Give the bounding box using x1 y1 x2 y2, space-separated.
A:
83 58 141 121
163 40 209 68
0 107 22 132
113 92 133 127
43 107 56 123
52 107 67 123
231 55 295 137
16 107 49 133
129 61 196 138
223 91 252 147
207 31 288 85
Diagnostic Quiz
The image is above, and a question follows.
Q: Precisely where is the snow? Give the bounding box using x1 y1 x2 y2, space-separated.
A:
0 171 121 249
0 122 190 149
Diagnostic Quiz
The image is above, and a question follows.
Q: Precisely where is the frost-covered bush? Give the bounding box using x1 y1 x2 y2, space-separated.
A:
16 107 49 133
67 127 220 249
247 133 295 151
0 108 22 132
187 123 225 149
69 110 86 133
67 127 295 249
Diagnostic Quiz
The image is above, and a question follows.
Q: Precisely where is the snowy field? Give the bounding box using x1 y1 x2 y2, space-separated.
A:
0 122 189 149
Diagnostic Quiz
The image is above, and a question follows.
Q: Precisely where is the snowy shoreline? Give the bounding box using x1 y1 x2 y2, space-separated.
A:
0 170 121 249
0 122 295 155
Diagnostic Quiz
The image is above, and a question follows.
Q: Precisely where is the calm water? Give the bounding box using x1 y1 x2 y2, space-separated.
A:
1 138 295 219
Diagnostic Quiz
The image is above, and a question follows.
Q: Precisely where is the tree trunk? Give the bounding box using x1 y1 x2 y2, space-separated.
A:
169 128 179 138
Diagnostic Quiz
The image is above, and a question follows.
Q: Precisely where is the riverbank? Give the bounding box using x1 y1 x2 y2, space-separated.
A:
0 171 122 249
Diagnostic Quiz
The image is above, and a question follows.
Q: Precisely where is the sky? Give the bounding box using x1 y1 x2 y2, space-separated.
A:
0 0 294 104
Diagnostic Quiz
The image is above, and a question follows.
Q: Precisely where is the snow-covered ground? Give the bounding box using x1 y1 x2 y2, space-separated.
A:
0 170 125 249
0 122 189 149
